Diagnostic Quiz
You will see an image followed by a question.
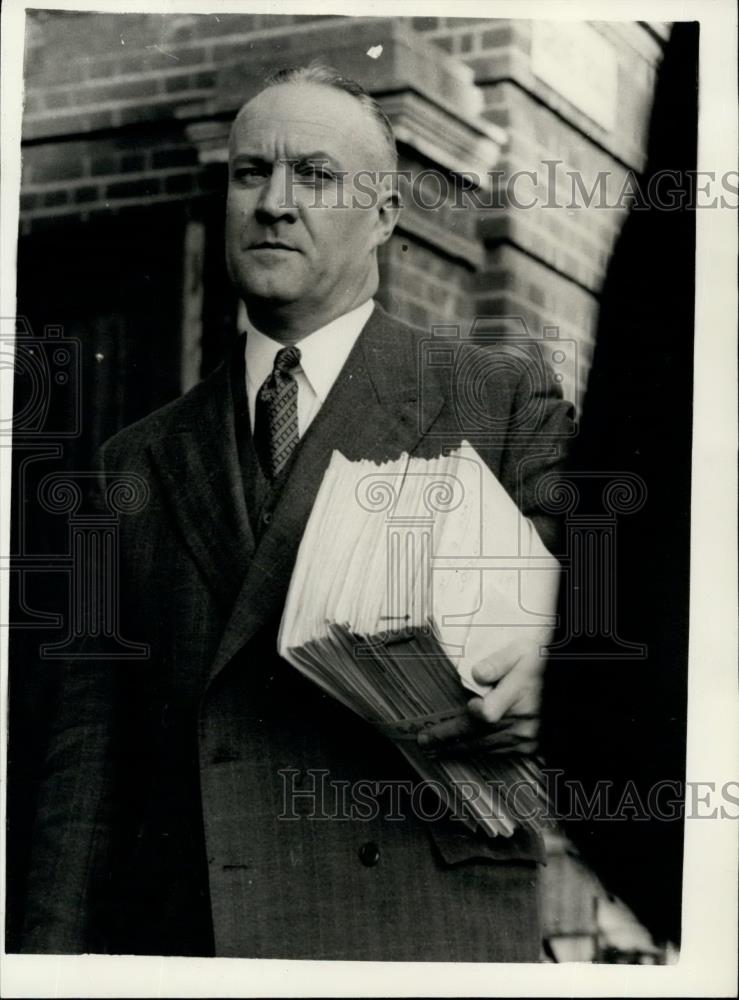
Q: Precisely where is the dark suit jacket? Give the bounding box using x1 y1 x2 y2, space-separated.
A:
22 304 574 960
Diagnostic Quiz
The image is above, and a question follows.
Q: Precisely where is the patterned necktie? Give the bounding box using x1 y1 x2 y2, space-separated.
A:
254 344 302 480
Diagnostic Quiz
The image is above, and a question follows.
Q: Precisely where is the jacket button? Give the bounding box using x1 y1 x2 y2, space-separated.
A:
358 842 380 867
262 510 272 525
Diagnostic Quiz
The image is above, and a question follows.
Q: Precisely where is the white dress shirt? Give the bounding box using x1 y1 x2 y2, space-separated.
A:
243 298 375 437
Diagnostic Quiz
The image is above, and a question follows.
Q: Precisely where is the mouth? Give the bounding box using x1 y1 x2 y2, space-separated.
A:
247 242 298 252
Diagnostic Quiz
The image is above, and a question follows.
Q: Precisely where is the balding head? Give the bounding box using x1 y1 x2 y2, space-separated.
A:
232 62 398 174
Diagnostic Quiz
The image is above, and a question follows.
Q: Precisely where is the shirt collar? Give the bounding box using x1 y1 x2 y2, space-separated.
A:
244 299 375 401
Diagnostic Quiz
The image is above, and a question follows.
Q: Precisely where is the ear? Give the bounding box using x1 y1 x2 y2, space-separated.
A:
371 177 401 249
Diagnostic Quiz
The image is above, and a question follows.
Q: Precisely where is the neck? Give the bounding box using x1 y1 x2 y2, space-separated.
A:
244 276 377 345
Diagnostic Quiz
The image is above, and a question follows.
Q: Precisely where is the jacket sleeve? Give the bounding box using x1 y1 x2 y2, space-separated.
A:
20 445 139 954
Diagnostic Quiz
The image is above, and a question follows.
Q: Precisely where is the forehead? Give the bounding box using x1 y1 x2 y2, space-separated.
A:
229 82 382 167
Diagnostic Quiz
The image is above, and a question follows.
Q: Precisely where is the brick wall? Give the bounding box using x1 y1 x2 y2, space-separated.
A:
20 12 665 411
414 16 665 404
19 11 491 335
21 12 665 408
20 12 344 226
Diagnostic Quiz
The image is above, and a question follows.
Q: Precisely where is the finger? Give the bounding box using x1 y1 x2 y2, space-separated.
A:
419 714 540 758
438 725 540 758
475 735 539 756
474 711 540 722
416 698 521 748
417 712 478 748
469 671 538 725
470 729 534 751
464 711 538 743
470 641 528 685
492 716 539 739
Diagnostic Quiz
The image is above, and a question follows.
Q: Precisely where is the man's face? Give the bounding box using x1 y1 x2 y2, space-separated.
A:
226 82 397 331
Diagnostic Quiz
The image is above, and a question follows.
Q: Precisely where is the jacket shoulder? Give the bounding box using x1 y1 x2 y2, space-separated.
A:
96 357 228 465
380 308 548 405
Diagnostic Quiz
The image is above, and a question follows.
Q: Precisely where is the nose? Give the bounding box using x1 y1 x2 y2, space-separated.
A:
255 162 298 225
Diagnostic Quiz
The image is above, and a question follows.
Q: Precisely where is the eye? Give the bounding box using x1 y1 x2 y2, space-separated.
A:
294 162 336 184
231 164 270 185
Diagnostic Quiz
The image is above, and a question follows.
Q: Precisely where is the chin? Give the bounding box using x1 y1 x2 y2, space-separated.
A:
233 272 300 302
235 265 308 303
242 284 304 304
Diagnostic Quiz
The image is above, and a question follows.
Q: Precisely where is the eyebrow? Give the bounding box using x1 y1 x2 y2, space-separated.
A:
230 151 344 169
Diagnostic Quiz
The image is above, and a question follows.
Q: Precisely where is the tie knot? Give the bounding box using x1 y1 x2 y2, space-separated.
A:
274 345 301 375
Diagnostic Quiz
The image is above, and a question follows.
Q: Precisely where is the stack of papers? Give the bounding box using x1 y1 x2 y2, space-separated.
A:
278 443 561 837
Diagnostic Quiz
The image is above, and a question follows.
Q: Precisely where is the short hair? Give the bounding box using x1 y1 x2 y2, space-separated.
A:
261 60 398 170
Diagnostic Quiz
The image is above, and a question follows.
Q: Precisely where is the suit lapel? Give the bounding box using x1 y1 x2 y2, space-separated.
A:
205 304 446 690
148 347 255 609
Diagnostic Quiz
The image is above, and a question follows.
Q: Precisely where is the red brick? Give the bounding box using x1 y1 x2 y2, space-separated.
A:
465 54 509 82
164 45 209 67
480 26 515 49
443 17 488 27
166 19 199 44
76 77 161 106
180 13 263 38
431 36 453 54
22 93 43 115
458 33 475 54
114 104 172 129
34 59 88 86
404 300 428 327
195 70 216 89
412 17 440 31
43 90 71 110
164 172 194 194
91 156 121 176
87 109 122 131
164 73 197 94
74 185 100 204
26 152 87 184
42 189 69 208
152 147 197 169
86 57 118 79
25 211 84 232
121 154 147 172
106 177 161 199
114 47 207 75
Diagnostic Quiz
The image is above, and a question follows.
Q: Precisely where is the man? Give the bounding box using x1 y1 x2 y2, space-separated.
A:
22 65 574 961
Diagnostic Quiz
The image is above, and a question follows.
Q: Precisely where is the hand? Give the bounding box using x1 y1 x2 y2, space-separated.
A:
417 636 547 755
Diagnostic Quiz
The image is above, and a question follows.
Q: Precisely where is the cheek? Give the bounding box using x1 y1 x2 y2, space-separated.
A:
225 195 255 267
320 207 375 254
226 188 254 228
225 203 242 249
